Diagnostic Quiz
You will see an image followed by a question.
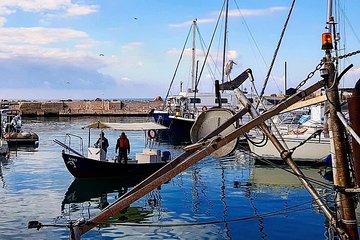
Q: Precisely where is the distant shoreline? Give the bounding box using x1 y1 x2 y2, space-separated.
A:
1 99 164 117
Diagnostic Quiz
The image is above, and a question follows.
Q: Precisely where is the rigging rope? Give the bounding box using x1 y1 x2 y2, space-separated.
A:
257 0 296 104
163 25 193 104
194 0 226 92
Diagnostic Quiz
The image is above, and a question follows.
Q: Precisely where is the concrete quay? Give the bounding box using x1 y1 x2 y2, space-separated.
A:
1 99 164 116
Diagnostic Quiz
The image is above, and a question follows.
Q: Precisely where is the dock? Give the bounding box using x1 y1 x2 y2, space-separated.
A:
0 99 164 116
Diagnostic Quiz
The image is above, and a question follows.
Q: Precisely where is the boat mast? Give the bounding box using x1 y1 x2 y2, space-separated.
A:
191 19 197 92
221 0 229 85
323 0 359 239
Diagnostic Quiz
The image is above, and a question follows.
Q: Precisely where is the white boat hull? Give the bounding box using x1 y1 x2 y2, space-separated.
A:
248 135 330 163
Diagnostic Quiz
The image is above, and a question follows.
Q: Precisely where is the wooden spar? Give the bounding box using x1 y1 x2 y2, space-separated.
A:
324 57 359 239
119 106 250 202
73 80 325 238
234 88 347 237
185 80 325 152
72 106 251 237
280 95 327 113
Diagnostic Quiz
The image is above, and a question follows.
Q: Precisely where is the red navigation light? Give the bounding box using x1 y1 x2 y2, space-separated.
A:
322 32 333 50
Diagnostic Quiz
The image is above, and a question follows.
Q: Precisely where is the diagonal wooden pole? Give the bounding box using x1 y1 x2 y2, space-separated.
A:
73 80 326 238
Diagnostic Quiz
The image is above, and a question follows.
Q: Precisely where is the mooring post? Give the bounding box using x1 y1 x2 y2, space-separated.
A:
324 52 359 239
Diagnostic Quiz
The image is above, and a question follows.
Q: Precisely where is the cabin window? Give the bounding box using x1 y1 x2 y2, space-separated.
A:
190 98 201 104
215 98 228 104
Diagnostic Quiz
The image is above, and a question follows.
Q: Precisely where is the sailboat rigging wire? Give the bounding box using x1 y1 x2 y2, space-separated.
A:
163 24 193 104
196 27 217 81
194 0 226 92
257 0 296 104
90 195 338 228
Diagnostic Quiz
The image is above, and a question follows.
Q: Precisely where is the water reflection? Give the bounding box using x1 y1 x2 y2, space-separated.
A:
0 157 11 188
61 176 158 226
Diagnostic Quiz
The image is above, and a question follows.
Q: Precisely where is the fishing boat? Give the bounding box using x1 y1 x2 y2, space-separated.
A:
0 109 39 148
55 121 171 178
153 19 243 145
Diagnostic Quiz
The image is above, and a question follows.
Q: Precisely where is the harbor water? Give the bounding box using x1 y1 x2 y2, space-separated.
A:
0 116 344 239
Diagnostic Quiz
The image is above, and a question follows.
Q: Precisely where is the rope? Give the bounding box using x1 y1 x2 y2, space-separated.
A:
163 25 193 104
257 0 296 102
93 200 316 227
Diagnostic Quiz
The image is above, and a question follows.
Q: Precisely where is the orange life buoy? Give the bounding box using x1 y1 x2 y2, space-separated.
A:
202 106 208 112
147 129 157 140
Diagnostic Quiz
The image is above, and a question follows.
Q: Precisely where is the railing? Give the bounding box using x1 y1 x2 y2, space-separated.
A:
64 133 84 156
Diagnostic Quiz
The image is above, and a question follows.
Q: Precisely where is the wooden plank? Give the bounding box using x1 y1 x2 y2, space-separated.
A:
280 95 327 113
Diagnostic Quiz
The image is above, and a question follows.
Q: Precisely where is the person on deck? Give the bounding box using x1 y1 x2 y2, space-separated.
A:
95 132 109 156
116 132 130 164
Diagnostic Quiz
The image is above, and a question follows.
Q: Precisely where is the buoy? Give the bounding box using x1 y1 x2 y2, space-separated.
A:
147 129 157 140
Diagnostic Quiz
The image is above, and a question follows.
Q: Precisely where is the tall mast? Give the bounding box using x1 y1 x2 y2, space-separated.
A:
323 0 359 239
221 0 229 85
191 19 197 92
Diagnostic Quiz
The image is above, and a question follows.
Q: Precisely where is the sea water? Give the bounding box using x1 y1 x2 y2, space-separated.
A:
0 116 342 239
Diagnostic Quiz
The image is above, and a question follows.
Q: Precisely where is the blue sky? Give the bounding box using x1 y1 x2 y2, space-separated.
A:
0 0 359 100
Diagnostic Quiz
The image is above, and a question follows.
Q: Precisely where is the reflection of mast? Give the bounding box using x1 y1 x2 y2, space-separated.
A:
191 169 200 213
244 187 267 239
0 162 5 188
219 159 230 239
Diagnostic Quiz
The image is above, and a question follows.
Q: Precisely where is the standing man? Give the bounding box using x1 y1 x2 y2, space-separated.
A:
116 132 130 164
95 131 109 158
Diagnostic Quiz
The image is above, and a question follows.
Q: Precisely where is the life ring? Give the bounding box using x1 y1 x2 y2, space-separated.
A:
147 129 157 140
202 106 208 112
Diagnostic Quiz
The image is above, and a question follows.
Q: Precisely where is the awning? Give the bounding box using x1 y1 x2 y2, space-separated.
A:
82 121 168 131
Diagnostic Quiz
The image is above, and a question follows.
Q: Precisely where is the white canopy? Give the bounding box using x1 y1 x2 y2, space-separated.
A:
83 121 168 131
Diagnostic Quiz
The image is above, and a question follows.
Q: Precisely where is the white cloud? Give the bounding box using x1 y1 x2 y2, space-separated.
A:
0 0 98 16
121 42 143 51
0 6 15 15
228 6 288 17
169 6 287 28
0 16 6 27
66 4 98 16
0 27 88 45
169 18 215 28
227 50 238 59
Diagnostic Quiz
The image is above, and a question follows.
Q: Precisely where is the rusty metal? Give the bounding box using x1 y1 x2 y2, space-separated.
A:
348 79 360 188
73 79 326 238
325 56 358 240
234 88 347 238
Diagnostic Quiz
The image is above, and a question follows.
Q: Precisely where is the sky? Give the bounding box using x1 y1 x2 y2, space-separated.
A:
0 0 359 100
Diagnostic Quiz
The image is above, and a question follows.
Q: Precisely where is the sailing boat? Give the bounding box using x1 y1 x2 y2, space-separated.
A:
153 15 244 145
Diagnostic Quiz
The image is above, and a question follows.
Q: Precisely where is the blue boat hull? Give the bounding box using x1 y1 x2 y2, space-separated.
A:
153 112 194 145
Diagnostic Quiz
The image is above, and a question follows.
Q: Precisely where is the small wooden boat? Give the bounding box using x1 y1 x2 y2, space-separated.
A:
55 121 170 179
1 109 39 148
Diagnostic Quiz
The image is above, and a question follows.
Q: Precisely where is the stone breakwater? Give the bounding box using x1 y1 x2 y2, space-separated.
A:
2 100 164 116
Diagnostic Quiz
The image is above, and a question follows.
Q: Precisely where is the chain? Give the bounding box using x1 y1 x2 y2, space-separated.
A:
336 50 360 60
294 59 324 91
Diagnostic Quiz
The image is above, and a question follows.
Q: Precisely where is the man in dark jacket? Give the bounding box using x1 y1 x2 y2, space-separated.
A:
116 132 130 164
95 131 109 159
95 132 109 152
